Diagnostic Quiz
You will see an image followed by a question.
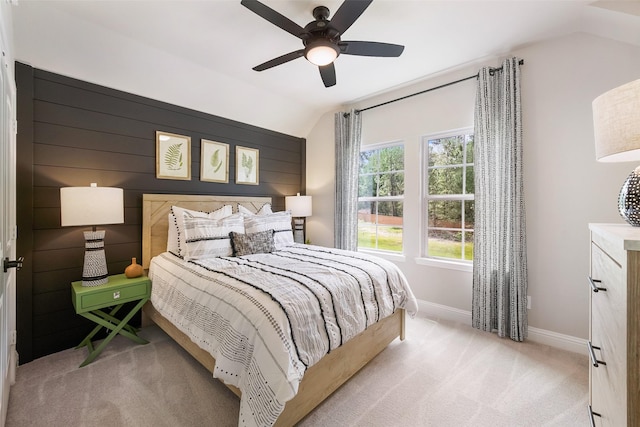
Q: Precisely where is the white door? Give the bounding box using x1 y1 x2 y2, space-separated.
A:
0 31 18 426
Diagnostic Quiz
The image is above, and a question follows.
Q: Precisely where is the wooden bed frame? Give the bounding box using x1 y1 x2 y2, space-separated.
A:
141 193 405 426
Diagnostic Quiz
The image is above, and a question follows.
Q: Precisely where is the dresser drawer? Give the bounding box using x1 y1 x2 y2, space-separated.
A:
590 242 627 426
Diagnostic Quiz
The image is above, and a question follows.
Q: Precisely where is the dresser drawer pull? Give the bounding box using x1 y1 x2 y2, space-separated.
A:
588 276 607 292
588 405 601 427
587 341 606 367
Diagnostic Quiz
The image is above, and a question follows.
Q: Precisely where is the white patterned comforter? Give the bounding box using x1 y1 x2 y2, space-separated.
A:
148 244 418 427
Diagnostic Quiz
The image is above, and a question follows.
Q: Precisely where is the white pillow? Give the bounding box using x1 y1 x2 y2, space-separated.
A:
167 212 182 255
244 211 294 250
169 205 232 257
237 203 272 216
182 212 245 260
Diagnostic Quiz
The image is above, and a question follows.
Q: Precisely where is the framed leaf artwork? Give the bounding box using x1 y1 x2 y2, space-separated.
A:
236 146 259 185
200 139 229 183
156 131 191 180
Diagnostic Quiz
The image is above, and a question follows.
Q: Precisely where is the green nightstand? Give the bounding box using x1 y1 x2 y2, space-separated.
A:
71 274 151 367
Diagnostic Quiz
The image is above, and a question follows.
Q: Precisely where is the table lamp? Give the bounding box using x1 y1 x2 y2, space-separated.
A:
593 78 640 226
60 183 124 286
285 193 312 243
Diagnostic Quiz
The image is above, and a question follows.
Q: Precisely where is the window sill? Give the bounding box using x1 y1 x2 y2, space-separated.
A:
358 249 406 263
415 257 472 273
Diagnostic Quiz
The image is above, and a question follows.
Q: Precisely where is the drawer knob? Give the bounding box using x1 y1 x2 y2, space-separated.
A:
587 341 606 367
588 404 601 427
588 276 607 292
113 291 120 300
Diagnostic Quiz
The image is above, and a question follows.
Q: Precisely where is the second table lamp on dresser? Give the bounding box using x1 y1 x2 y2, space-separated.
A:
60 183 124 286
593 78 640 225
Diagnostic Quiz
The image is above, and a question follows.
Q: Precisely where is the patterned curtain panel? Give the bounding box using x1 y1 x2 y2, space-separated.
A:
472 57 528 341
334 109 362 251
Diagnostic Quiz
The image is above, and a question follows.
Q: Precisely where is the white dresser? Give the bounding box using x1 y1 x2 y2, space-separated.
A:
588 224 640 426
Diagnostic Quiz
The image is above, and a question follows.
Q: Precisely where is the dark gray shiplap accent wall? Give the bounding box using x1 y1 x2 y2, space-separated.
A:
15 62 306 362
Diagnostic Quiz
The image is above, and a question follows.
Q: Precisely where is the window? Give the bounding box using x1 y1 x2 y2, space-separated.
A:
357 143 404 252
423 130 474 262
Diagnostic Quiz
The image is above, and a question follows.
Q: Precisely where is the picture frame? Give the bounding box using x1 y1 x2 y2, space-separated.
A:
236 146 259 185
156 131 191 180
200 139 229 183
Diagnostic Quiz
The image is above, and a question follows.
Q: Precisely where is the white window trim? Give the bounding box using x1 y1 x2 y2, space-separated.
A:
360 248 406 263
415 256 472 272
420 127 474 267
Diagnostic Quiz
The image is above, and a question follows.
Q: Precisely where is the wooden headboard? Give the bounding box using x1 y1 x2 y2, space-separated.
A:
141 194 272 269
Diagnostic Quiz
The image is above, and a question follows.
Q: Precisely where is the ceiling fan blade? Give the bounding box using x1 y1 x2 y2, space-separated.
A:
319 63 336 87
339 41 404 57
253 50 305 71
241 0 307 39
329 0 373 35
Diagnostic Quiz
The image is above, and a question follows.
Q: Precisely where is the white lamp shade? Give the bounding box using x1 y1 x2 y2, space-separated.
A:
285 193 312 217
593 78 640 162
60 184 124 226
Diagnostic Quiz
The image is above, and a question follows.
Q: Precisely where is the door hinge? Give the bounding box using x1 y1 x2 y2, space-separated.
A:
10 330 17 345
12 225 17 240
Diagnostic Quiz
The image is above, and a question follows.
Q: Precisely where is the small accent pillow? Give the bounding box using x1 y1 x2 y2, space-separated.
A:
243 211 294 250
168 205 233 256
179 209 239 260
230 230 275 256
237 203 272 216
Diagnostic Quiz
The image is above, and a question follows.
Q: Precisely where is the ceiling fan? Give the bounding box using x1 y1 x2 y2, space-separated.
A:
240 0 405 87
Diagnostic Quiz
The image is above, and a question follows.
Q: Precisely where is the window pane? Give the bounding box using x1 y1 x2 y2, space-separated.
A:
427 229 463 259
357 201 376 249
465 165 474 194
464 231 474 260
465 135 474 163
380 146 404 171
428 200 462 228
359 150 380 174
377 172 405 197
428 167 463 195
358 200 374 221
464 200 475 228
429 136 463 166
376 201 403 252
428 139 443 167
358 174 376 198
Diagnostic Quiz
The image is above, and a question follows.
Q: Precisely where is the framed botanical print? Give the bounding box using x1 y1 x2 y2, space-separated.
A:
200 139 229 183
236 146 259 185
156 131 191 180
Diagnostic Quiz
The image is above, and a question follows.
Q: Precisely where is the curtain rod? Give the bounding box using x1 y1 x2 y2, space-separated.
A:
355 59 524 114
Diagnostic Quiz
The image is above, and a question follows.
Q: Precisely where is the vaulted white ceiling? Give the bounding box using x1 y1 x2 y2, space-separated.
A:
11 0 640 137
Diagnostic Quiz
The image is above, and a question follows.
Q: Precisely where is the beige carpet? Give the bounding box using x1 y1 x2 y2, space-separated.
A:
6 314 588 426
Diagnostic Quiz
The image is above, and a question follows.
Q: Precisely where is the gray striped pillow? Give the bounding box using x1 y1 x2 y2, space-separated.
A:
243 211 294 250
182 212 244 260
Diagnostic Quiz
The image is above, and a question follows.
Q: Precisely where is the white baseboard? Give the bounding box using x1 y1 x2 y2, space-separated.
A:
417 299 472 325
416 299 587 355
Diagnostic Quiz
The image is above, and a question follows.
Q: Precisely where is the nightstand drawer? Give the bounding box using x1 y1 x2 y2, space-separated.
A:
72 274 151 314
80 282 148 310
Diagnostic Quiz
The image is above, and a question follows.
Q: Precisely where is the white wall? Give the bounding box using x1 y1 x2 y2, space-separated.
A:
305 32 640 341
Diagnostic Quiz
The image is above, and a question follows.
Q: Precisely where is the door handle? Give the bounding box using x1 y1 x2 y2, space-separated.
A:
3 256 24 273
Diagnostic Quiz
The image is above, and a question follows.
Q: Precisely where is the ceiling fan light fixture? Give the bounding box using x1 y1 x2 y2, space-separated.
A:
304 40 339 66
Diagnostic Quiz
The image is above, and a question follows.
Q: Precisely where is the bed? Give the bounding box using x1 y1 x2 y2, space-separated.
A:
141 194 417 426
